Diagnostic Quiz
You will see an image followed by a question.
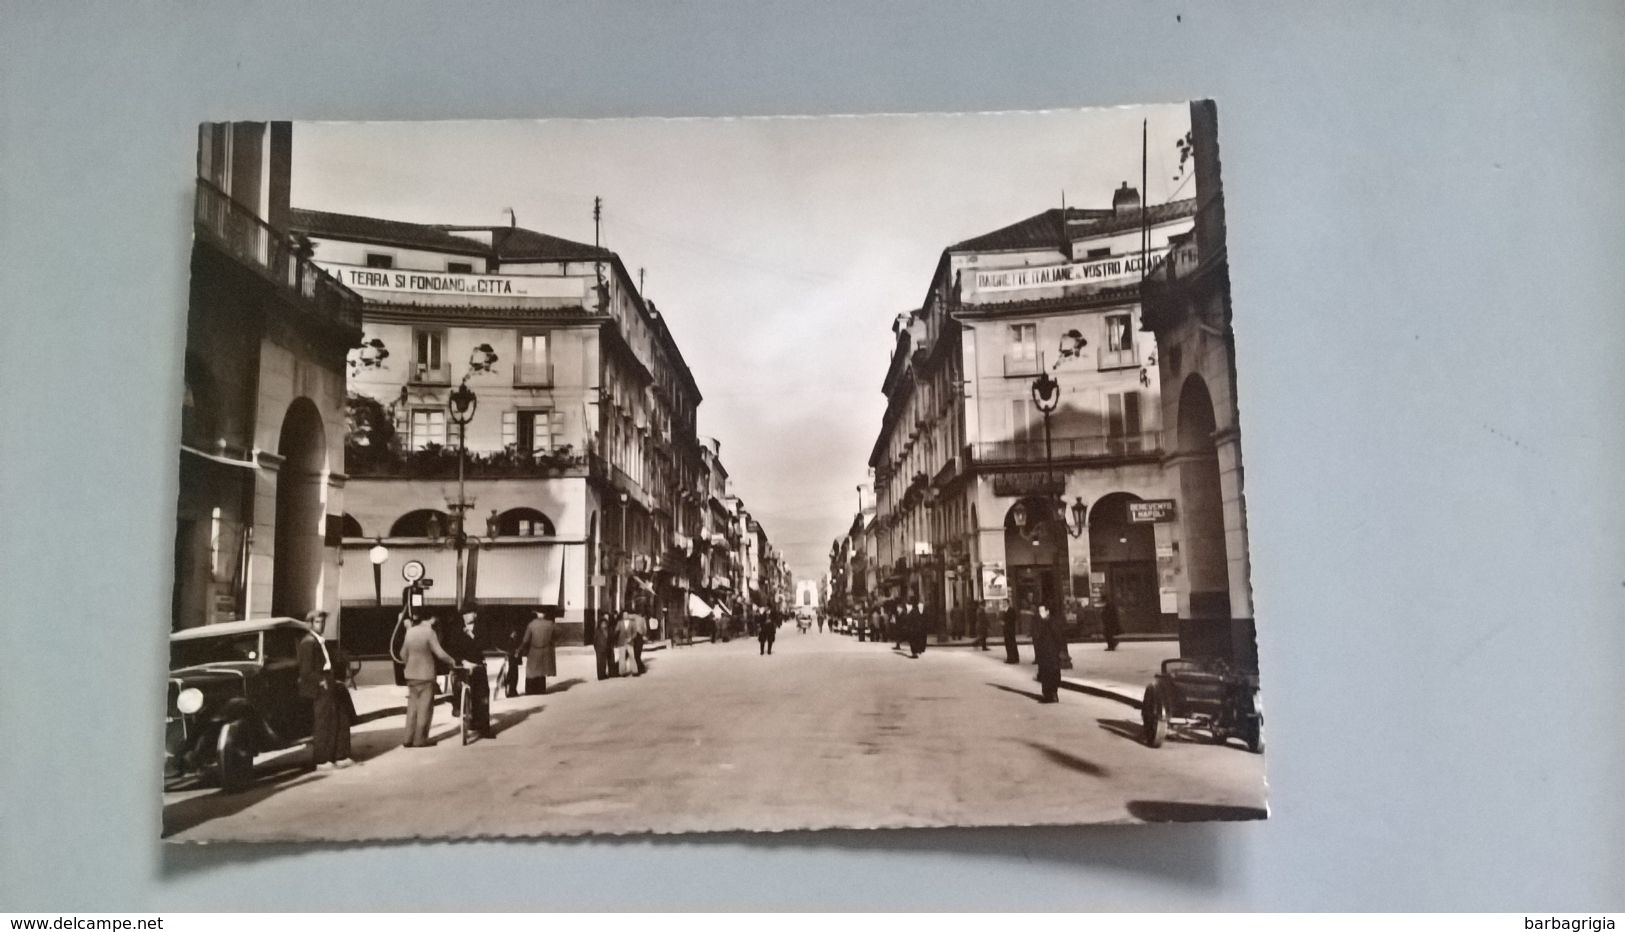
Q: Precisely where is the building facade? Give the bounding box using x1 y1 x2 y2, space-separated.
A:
868 183 1196 640
1142 100 1256 668
289 206 706 646
173 122 362 631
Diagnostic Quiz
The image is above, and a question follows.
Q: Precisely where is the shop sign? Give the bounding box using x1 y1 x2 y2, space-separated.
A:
972 248 1168 293
982 565 1008 601
1129 499 1177 523
318 263 588 300
992 472 1065 497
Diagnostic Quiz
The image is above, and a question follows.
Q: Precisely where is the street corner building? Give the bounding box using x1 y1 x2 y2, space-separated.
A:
173 122 362 632
846 99 1257 673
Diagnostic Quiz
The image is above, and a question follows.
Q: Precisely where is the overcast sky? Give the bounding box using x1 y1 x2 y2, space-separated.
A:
292 103 1195 583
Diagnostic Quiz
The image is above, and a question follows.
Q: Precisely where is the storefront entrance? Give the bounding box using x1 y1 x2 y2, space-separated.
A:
1088 492 1161 633
1003 496 1069 615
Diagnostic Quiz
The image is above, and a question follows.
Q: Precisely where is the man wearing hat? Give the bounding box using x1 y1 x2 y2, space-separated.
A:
297 609 353 769
516 608 559 695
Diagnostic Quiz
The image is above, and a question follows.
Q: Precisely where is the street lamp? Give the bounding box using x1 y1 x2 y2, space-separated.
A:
368 539 390 606
618 490 629 612
447 378 478 611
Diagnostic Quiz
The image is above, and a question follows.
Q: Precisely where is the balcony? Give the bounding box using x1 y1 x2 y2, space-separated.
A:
1002 354 1043 378
966 431 1161 466
193 178 361 333
514 362 555 388
1097 344 1140 370
346 441 587 479
410 363 452 386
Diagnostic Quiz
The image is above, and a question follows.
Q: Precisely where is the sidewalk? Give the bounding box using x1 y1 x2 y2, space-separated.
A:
973 639 1174 708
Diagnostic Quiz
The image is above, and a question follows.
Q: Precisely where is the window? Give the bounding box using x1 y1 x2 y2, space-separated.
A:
409 408 447 450
447 261 474 274
506 409 560 455
365 253 394 269
1100 313 1138 369
1107 391 1143 453
412 329 447 383
516 333 550 385
1009 323 1037 360
1086 246 1112 259
1010 399 1040 445
1004 322 1041 377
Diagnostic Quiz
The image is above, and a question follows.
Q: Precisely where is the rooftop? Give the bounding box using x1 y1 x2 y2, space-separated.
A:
289 208 614 263
949 199 1197 254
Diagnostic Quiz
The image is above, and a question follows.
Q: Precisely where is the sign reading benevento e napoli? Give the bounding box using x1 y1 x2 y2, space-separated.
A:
318 263 586 299
974 247 1168 293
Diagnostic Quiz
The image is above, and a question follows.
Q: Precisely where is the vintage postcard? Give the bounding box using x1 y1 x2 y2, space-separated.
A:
163 102 1265 841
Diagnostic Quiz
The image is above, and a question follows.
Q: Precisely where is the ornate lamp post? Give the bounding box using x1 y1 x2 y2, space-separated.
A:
447 378 478 611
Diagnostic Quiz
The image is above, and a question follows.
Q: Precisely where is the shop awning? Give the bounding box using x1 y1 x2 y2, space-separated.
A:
687 593 714 618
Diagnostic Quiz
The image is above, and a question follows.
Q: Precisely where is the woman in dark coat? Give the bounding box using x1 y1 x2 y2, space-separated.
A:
593 610 615 680
907 600 929 657
1032 603 1062 703
516 610 558 695
1002 600 1021 664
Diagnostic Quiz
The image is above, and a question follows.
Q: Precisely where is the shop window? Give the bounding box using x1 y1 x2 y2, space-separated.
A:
495 508 556 537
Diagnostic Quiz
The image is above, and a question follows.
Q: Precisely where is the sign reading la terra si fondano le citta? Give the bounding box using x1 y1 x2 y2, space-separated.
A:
317 263 587 300
973 248 1168 293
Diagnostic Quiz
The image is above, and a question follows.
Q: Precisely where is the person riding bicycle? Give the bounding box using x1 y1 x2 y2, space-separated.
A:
439 610 493 739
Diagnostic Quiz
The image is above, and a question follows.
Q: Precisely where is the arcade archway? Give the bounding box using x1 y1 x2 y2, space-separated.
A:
271 397 326 617
1176 374 1230 618
1002 496 1069 614
1087 492 1159 632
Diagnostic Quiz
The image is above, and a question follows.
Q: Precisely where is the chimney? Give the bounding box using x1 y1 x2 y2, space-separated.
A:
1113 181 1141 217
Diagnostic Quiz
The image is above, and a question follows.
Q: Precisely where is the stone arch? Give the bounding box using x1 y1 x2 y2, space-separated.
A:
1088 491 1159 632
494 507 555 537
340 513 365 538
1176 373 1230 618
1002 496 1068 613
390 509 451 538
271 397 327 617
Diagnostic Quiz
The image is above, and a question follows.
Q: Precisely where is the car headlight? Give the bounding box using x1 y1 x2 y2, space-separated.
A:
176 687 204 715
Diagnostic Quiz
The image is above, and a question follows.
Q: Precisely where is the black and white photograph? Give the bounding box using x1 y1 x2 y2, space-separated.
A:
162 102 1266 842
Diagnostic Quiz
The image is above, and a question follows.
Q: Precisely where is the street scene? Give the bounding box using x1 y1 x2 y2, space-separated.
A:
165 102 1265 840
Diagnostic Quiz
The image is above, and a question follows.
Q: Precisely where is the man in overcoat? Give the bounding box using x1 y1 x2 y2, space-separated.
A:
593 610 616 680
907 599 929 658
297 610 352 769
1032 603 1063 703
516 609 558 695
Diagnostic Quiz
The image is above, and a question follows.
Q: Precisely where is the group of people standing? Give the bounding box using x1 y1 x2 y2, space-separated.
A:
591 609 648 680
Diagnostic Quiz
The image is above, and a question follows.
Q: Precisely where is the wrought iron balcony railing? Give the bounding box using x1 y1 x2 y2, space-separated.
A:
193 178 362 332
966 431 1161 466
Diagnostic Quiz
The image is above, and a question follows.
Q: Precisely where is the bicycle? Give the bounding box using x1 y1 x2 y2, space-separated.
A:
449 665 477 746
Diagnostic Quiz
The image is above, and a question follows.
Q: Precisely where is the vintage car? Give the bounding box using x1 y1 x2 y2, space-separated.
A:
1141 657 1264 754
166 617 343 791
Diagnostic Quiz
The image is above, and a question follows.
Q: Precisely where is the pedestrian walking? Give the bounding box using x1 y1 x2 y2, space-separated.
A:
631 610 649 675
1002 600 1021 664
400 610 456 747
501 618 522 698
758 611 778 655
907 599 929 658
1101 595 1121 651
593 610 615 680
1032 603 1063 703
297 610 352 770
516 609 558 695
615 612 638 676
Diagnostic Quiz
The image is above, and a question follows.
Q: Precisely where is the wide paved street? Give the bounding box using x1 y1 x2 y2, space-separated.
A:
164 631 1266 841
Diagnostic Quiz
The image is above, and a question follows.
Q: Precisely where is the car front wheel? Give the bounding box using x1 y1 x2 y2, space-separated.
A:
215 720 256 793
1142 684 1167 748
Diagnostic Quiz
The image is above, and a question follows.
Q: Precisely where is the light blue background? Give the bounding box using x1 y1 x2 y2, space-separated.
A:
2 0 1622 911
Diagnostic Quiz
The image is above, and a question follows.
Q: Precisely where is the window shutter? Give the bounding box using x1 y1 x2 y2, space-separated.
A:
501 411 516 449
1123 391 1141 436
550 410 565 448
1107 393 1125 437
1011 400 1027 443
